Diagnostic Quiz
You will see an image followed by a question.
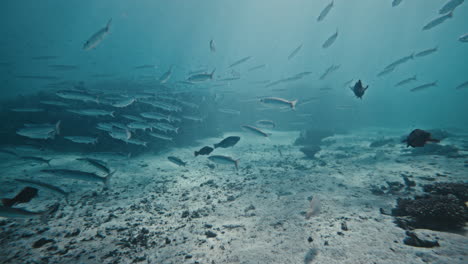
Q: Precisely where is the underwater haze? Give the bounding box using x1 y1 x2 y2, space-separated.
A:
0 0 467 263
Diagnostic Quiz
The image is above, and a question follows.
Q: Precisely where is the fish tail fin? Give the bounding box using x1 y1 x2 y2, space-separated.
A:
1 198 14 207
290 100 298 110
40 203 59 224
126 130 132 140
210 68 216 79
106 18 113 31
55 120 61 136
105 170 117 189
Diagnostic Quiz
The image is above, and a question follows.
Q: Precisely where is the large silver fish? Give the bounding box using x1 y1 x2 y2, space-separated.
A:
68 109 114 117
187 69 215 83
16 121 61 140
83 19 112 50
208 155 239 170
64 136 98 144
260 97 298 110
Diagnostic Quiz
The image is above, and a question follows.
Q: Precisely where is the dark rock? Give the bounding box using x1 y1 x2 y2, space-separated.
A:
181 210 190 218
423 182 468 201
324 241 329 246
403 231 439 248
32 238 54 248
165 237 171 244
244 205 255 213
204 224 213 228
185 255 192 259
65 228 81 238
386 181 405 193
226 195 236 202
341 222 348 231
307 237 313 243
299 145 321 159
402 176 416 189
205 231 217 238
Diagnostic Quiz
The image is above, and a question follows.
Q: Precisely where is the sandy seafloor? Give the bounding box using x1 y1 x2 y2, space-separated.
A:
0 129 467 264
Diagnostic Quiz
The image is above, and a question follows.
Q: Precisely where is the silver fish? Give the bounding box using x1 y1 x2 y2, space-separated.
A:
410 81 437 92
422 12 453 31
377 67 395 77
20 156 52 166
208 155 239 170
111 98 135 108
320 64 340 80
260 97 298 109
255 120 276 129
83 19 112 50
218 108 240 115
42 169 115 188
140 112 172 122
248 64 266 72
317 1 334 22
16 121 61 140
228 56 251 68
385 54 414 70
0 204 58 222
68 109 114 117
241 125 270 138
322 30 338 49
122 115 145 122
64 136 98 144
127 122 153 131
148 132 173 141
127 138 148 147
439 0 464 14
15 179 69 198
76 157 110 174
40 100 69 107
168 156 186 166
459 33 468 42
187 69 215 83
108 129 131 142
288 44 302 60
159 66 173 84
56 90 98 103
395 75 417 87
11 108 44 113
415 47 438 58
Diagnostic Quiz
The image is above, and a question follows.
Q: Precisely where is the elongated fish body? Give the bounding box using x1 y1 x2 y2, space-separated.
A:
214 136 240 148
459 33 468 42
385 54 414 70
56 90 98 103
422 12 453 31
260 97 297 110
317 1 334 22
187 69 215 82
11 108 44 113
83 19 112 50
17 121 61 140
154 123 179 134
455 80 468 89
392 0 403 7
208 155 239 170
439 0 464 14
0 206 46 220
410 81 437 92
41 169 115 187
320 65 340 80
64 136 98 144
168 156 186 166
109 129 131 142
122 115 145 122
77 157 110 174
15 179 69 198
415 47 438 57
395 75 417 87
148 132 173 141
20 156 51 166
40 100 69 107
210 39 216 52
377 67 395 77
322 30 338 49
218 108 240 115
229 56 251 68
241 125 270 138
68 109 114 117
127 138 148 147
288 44 302 60
112 98 135 108
141 112 172 122
248 64 266 72
159 67 173 83
127 122 152 131
256 120 276 129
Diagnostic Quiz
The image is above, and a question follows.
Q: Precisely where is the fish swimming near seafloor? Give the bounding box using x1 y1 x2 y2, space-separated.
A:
20 156 52 166
403 129 440 148
41 169 115 188
2 187 38 207
317 1 334 22
76 157 110 174
64 136 99 145
0 204 58 223
16 121 61 140
422 12 453 31
68 109 114 117
83 19 112 50
241 125 270 138
208 155 239 170
167 156 186 166
195 146 214 157
15 179 69 199
214 136 240 149
159 66 173 84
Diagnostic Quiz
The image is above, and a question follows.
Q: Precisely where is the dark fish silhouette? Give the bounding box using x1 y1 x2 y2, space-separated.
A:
350 80 369 99
195 146 214 157
403 129 440 148
214 136 240 148
167 156 186 166
2 187 38 207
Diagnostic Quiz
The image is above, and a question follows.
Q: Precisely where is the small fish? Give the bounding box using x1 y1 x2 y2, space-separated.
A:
218 108 240 115
15 179 69 199
320 65 340 80
181 115 204 122
455 80 468 89
159 66 173 84
208 155 239 170
415 47 438 58
385 54 414 70
214 136 240 148
317 1 334 22
218 76 240 82
288 44 302 60
141 112 171 122
20 156 52 166
241 125 270 138
377 67 395 77
256 120 276 129
11 108 44 113
248 64 266 72
40 100 69 107
127 122 152 131
459 33 468 42
0 204 58 223
260 97 298 110
153 122 179 134
322 30 338 49
439 0 464 14
56 90 98 103
64 136 98 144
167 156 186 166
195 146 214 157
148 132 173 141
422 12 453 31
392 0 403 7
41 169 115 188
127 138 148 147
76 157 110 174
395 75 417 87
410 81 437 92
187 69 215 83
122 115 145 122
111 98 136 108
108 128 132 143
134 64 155 69
83 18 112 50
1 187 38 207
228 56 251 68
210 39 216 52
16 121 61 140
350 80 369 99
68 109 114 117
